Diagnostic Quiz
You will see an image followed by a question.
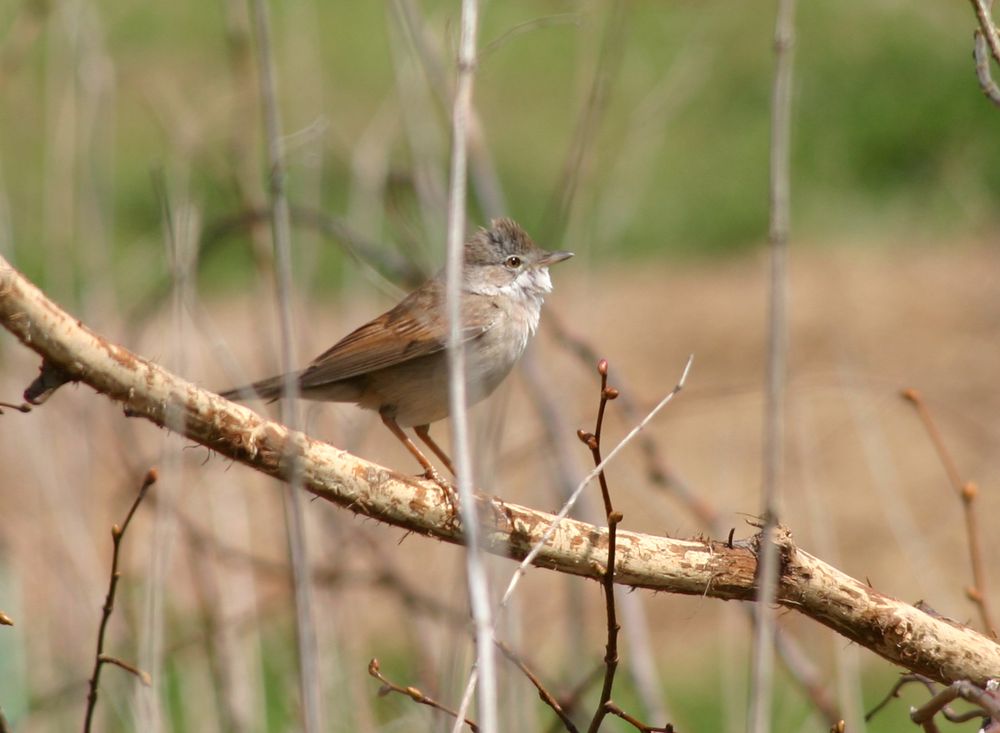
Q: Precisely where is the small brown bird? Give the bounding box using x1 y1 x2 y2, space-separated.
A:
220 218 572 480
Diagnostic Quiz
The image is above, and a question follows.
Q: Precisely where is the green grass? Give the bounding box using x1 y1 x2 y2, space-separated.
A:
2 0 997 292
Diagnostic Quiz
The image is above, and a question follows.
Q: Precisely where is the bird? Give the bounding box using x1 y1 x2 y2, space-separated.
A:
219 218 572 481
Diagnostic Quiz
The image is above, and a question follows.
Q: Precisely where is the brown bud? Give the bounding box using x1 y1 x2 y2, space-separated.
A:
962 481 978 502
586 435 599 450
144 467 159 486
900 388 920 403
577 429 594 445
597 359 609 376
368 658 381 675
604 387 620 400
111 524 122 539
609 511 624 524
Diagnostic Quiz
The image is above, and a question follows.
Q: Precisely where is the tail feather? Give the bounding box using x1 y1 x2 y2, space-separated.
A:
218 374 288 403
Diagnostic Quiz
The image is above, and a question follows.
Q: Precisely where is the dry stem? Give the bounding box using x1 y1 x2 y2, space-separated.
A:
750 0 796 730
83 468 157 732
902 388 995 635
496 641 578 733
578 360 629 733
368 658 478 732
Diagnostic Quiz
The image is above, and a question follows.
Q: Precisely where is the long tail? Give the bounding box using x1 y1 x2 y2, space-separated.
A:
218 374 291 403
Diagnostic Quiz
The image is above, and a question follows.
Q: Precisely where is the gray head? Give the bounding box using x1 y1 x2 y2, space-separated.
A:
462 218 573 297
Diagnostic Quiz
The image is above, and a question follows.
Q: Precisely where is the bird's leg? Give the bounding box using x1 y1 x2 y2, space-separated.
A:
380 413 458 517
379 412 439 477
413 424 456 476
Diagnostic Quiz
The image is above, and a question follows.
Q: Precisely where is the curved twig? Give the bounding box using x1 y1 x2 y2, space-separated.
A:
2 257 1000 690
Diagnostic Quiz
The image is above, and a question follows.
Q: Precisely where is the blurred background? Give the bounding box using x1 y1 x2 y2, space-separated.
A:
1 0 999 731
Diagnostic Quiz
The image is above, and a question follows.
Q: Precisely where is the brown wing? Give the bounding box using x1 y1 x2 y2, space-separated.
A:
298 281 496 389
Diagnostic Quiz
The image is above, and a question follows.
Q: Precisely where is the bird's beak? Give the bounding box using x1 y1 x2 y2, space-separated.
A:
536 250 574 266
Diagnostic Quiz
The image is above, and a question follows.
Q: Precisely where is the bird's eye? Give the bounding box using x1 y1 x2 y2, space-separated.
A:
505 255 522 269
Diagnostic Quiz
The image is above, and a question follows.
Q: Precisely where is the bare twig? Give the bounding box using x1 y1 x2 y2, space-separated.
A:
910 679 1000 730
902 388 995 635
96 655 152 687
865 674 938 721
479 14 581 61
496 641 578 733
249 1 322 730
543 666 607 733
443 2 497 732
368 659 479 732
578 360 627 733
970 0 1000 66
750 0 796 730
604 701 674 732
862 673 990 724
83 468 157 733
0 400 30 413
974 30 1000 107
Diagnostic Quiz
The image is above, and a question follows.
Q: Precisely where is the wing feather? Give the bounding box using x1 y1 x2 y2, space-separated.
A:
298 281 495 389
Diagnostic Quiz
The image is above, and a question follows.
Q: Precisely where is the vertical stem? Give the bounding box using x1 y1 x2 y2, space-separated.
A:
749 0 795 731
249 1 323 731
444 1 496 732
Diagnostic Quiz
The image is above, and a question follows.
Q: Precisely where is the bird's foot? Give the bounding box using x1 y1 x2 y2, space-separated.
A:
421 469 461 526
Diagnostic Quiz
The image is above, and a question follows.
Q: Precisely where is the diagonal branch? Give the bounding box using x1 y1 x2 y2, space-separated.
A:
2 257 1000 689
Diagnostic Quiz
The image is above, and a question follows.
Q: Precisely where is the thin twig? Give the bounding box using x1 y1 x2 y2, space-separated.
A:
249 1 322 730
910 680 1000 729
902 388 995 635
0 400 30 413
496 641 578 733
83 468 157 733
542 665 606 733
580 360 625 733
97 655 152 687
974 30 1000 107
368 659 479 732
604 701 674 733
863 673 990 724
749 0 796 730
479 14 581 61
443 2 496 733
970 0 1000 66
865 674 938 722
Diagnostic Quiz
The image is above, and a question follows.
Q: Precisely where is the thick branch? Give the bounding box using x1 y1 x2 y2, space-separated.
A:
2 257 1000 687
